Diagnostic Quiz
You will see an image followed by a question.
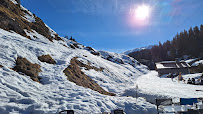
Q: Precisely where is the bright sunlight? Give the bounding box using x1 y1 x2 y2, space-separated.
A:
135 4 150 20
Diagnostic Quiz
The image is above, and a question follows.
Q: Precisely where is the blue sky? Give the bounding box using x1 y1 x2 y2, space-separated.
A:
21 0 203 53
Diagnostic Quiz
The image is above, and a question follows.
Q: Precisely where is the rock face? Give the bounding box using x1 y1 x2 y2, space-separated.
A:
38 55 56 64
63 57 115 96
85 46 100 56
13 57 41 82
0 0 62 41
106 55 124 64
0 0 29 38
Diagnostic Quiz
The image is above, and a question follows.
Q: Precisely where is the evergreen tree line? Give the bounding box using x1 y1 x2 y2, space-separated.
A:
129 25 203 63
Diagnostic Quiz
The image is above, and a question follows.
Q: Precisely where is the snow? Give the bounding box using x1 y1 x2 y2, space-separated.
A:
20 5 36 23
123 45 153 55
10 0 18 4
123 71 203 104
0 28 157 113
45 24 57 38
2 3 202 113
185 58 197 63
156 61 190 69
21 14 35 23
192 60 203 66
99 50 149 74
155 63 174 69
185 58 203 66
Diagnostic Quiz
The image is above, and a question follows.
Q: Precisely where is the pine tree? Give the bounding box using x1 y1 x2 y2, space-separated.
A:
128 24 203 64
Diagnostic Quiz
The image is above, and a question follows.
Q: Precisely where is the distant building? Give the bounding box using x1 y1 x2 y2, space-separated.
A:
155 60 191 76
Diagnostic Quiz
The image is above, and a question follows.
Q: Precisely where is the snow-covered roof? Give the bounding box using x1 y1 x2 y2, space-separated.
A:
185 58 198 64
156 61 191 69
192 60 203 66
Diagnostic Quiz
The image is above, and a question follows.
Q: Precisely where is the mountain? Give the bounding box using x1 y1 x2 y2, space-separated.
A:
0 0 156 113
127 25 203 64
123 45 153 55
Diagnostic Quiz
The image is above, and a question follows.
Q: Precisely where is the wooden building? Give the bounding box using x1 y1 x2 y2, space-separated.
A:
155 60 191 76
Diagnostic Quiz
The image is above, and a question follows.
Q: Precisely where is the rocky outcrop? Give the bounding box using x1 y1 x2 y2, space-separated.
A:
13 57 41 82
63 57 115 96
0 0 62 41
106 55 124 64
85 46 100 56
38 54 56 64
73 43 79 48
0 0 30 38
69 44 76 49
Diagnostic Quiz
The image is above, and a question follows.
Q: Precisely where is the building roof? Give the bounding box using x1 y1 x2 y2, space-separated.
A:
156 61 191 69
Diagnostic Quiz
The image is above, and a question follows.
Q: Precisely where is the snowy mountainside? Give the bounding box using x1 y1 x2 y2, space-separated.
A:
62 39 150 75
99 50 149 74
123 45 153 55
0 28 156 113
0 0 157 113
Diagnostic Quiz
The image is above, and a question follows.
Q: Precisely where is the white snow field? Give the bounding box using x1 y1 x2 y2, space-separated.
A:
2 1 202 113
0 27 157 114
123 71 203 104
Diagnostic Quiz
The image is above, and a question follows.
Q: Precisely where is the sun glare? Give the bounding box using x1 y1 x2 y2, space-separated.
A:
135 4 150 20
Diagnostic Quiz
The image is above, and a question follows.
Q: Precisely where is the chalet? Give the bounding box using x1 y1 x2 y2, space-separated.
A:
155 60 191 76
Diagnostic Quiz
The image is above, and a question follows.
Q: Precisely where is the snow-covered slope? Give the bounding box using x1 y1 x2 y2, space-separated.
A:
0 0 158 113
0 28 157 113
123 45 153 55
123 71 203 104
99 50 149 75
2 1 203 113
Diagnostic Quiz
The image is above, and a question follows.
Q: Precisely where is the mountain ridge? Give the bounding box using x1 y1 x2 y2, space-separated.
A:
123 45 153 55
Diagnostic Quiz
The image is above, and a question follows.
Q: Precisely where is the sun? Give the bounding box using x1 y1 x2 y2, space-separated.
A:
135 4 150 20
128 4 152 27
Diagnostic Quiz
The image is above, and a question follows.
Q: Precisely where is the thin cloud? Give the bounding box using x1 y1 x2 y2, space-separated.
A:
47 0 144 15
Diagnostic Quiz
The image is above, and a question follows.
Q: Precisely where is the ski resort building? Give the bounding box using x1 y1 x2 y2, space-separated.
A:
155 60 191 76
